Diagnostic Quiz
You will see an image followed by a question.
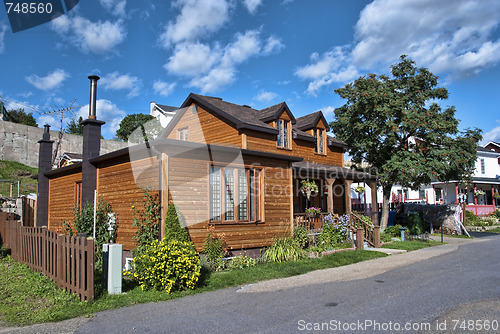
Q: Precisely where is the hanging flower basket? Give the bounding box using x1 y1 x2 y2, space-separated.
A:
354 185 365 194
474 190 485 197
300 179 318 200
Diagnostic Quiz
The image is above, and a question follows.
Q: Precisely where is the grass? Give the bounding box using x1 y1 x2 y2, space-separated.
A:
486 227 500 233
0 250 386 327
381 239 443 251
0 160 38 197
431 233 473 239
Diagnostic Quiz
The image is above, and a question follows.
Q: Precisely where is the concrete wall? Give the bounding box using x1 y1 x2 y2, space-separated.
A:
0 120 127 168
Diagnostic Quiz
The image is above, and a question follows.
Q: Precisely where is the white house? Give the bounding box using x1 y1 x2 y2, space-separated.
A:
150 102 178 128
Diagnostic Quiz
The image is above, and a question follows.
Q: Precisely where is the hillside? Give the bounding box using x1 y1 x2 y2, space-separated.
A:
0 160 38 197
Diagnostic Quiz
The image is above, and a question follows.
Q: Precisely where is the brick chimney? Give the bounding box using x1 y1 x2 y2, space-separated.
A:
36 124 54 226
81 75 105 206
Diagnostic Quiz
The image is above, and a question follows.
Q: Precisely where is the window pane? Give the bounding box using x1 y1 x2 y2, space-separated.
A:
238 169 248 220
277 120 283 147
319 130 324 153
185 128 189 141
314 129 319 153
210 167 221 221
224 168 234 220
283 121 289 148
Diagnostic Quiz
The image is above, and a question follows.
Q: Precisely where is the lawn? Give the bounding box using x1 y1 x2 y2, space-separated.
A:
0 249 387 327
0 160 38 197
381 239 444 251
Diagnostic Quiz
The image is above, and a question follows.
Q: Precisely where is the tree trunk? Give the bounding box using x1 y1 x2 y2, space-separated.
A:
380 185 392 231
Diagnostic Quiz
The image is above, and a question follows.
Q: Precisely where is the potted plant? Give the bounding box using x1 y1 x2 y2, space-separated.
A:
300 179 318 200
474 190 485 197
354 185 365 194
305 206 321 217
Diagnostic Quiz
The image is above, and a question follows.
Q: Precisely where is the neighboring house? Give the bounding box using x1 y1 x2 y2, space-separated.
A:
38 93 378 254
150 101 178 128
57 152 82 168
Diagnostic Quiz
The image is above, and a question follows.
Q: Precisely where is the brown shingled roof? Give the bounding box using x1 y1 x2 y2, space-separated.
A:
295 111 329 131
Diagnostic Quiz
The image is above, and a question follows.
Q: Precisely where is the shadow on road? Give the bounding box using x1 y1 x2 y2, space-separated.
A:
468 231 500 238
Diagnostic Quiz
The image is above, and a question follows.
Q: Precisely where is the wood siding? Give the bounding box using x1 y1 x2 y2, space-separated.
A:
48 172 82 232
167 104 241 147
97 157 159 250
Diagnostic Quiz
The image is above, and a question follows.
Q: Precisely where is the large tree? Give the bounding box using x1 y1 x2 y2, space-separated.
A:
115 114 157 142
331 55 482 229
6 108 38 127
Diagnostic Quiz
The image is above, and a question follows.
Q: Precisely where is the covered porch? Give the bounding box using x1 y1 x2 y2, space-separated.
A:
292 162 379 225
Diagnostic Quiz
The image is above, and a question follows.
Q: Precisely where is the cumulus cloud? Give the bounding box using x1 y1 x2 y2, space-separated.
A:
100 72 142 98
160 0 232 47
243 0 262 14
75 99 127 138
99 0 127 17
51 15 126 54
37 115 60 129
322 106 335 116
26 69 70 91
165 30 284 93
153 80 176 97
482 123 500 144
296 0 500 94
0 23 7 53
254 90 278 103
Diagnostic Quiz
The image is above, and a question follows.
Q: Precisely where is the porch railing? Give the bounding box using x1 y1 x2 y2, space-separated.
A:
465 205 496 216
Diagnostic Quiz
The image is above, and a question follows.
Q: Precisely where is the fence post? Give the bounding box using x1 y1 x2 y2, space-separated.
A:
56 234 64 289
356 228 364 250
373 226 380 248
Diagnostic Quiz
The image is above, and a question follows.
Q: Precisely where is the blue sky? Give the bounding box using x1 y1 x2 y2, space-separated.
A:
1 0 499 143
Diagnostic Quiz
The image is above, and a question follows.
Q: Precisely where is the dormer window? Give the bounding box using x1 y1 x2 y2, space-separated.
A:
178 127 188 141
314 128 326 155
277 119 291 149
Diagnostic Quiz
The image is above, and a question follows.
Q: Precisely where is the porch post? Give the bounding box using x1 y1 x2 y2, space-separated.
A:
455 183 459 204
344 180 353 214
474 184 477 205
325 178 335 213
492 186 495 206
367 181 379 226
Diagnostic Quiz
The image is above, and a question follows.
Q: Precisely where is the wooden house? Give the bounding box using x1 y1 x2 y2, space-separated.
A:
38 87 377 254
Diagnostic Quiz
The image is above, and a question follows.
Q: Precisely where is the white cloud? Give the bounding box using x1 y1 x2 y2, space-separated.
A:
263 36 284 55
160 0 232 47
243 0 262 14
76 99 127 138
322 106 335 116
255 90 278 103
165 30 284 93
0 23 7 53
100 72 142 98
482 124 500 144
37 115 60 129
296 0 500 94
51 15 126 55
26 69 70 91
153 80 176 97
99 0 127 17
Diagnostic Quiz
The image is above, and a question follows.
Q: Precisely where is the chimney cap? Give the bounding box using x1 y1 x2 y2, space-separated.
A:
43 124 51 132
88 75 100 81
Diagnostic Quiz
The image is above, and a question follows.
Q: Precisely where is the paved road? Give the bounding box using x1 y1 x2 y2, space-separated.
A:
3 234 499 333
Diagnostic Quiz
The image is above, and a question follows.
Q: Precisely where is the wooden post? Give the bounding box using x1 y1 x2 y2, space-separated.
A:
325 178 335 213
455 183 459 204
373 226 380 248
344 180 353 214
367 181 379 226
356 228 364 250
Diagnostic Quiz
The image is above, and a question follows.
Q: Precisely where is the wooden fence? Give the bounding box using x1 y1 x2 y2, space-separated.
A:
22 197 36 227
0 212 94 301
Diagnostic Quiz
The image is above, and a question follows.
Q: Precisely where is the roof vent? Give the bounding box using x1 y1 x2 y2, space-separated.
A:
242 105 252 108
212 97 223 100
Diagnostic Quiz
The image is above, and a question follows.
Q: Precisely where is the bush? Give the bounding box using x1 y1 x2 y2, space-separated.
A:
465 210 480 226
317 214 349 250
293 224 309 249
261 236 306 263
407 212 425 235
488 209 500 221
164 204 191 243
202 226 227 271
226 256 256 270
132 190 160 249
132 239 201 292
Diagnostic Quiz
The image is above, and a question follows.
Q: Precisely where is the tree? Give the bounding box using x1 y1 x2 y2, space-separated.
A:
331 55 482 229
115 113 157 142
65 116 84 135
6 108 38 127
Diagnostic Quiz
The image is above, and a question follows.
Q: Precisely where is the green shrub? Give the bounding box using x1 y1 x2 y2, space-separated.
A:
317 214 349 250
132 190 160 249
226 256 256 270
62 199 116 273
132 239 201 292
202 227 227 271
293 224 309 249
261 236 306 263
491 209 500 220
164 204 191 243
465 210 480 226
407 212 425 235
383 226 400 238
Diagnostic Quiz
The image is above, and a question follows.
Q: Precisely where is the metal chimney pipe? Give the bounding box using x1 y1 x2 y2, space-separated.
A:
88 75 100 120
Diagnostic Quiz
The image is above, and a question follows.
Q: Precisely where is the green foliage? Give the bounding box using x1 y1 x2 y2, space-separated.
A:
261 236 306 263
202 227 227 271
331 55 482 228
164 204 191 243
383 226 400 238
293 224 309 249
226 256 257 270
131 239 201 292
116 113 160 142
407 212 425 235
132 190 160 249
489 209 500 220
65 116 84 135
464 210 480 226
0 160 38 196
316 213 350 251
6 108 38 127
64 199 116 272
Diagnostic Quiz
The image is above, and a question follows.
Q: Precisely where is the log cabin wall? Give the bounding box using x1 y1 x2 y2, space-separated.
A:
48 171 82 232
96 155 159 251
